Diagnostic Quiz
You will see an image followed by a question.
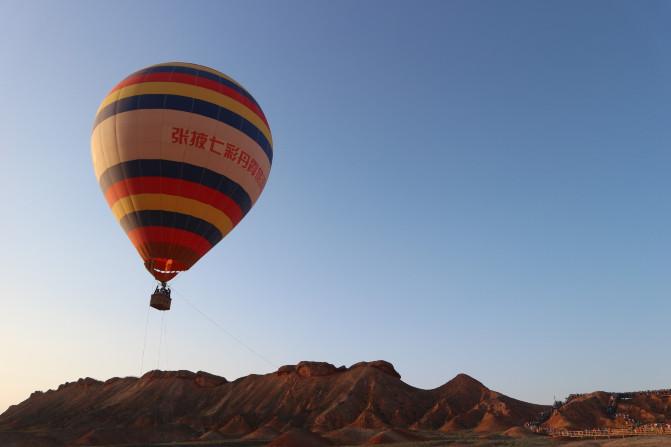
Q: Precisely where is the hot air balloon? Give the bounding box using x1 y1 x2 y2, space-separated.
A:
91 62 272 310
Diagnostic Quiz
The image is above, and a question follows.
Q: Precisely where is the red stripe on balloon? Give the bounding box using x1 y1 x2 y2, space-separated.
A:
140 245 194 272
110 72 268 127
105 177 244 225
127 226 213 258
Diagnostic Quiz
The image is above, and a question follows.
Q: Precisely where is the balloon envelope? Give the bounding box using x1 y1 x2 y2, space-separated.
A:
91 62 272 282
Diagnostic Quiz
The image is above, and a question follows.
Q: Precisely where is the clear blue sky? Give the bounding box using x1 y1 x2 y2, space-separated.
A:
2 0 671 413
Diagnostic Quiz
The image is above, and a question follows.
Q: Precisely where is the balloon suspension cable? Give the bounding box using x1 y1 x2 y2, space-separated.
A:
139 304 151 376
170 287 276 368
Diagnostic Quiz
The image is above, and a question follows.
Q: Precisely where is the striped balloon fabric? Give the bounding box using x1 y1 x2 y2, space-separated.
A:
91 62 272 282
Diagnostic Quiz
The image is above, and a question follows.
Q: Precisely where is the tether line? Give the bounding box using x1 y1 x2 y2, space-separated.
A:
171 288 275 368
157 311 166 370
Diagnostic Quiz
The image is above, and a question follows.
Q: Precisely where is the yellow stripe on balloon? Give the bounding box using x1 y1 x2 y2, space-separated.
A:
96 82 272 146
111 194 234 236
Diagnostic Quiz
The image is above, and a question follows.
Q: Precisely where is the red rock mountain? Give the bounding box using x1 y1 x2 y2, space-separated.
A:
0 360 547 446
543 390 671 430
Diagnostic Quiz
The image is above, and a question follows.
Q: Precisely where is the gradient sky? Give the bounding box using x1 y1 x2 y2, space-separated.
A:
2 0 671 413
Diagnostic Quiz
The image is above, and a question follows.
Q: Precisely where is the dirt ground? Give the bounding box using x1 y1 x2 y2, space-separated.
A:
98 432 671 447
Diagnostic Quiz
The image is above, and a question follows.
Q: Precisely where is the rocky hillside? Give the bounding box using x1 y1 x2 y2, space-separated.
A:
544 390 671 430
0 360 547 446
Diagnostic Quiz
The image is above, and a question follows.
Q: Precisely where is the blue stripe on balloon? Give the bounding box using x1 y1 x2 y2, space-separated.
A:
120 210 223 246
93 94 273 163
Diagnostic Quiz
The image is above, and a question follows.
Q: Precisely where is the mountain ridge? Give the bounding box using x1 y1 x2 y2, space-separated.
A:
0 360 548 446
